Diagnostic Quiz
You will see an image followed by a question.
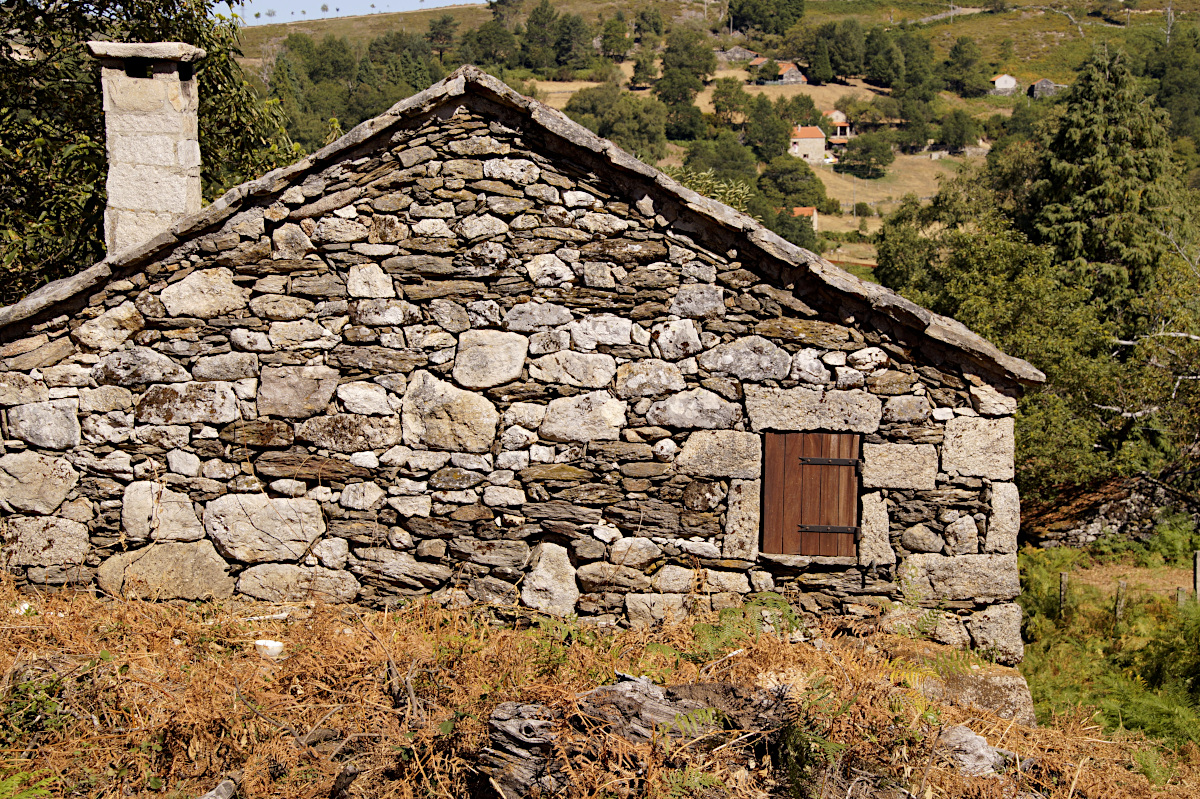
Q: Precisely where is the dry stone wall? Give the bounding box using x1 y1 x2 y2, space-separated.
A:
0 92 1025 662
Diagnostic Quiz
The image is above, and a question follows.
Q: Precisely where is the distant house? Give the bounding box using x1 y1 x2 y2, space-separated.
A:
1028 78 1067 99
751 59 807 85
990 74 1019 96
717 45 759 62
777 62 807 84
823 109 851 138
789 125 826 162
791 206 819 232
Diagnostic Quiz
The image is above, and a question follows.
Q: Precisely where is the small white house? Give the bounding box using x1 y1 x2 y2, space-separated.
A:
990 74 1019 96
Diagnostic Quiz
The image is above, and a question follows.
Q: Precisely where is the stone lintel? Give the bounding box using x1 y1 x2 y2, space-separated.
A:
87 41 208 63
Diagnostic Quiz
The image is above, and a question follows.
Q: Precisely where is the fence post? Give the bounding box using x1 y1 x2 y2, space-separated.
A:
1059 572 1069 617
1194 551 1199 602
1179 587 1188 608
1115 580 1128 623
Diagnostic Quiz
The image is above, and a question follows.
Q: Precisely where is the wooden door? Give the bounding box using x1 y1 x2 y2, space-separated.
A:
762 432 860 557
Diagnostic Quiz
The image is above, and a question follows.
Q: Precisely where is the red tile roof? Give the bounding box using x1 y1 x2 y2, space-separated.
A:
791 125 826 139
791 206 817 217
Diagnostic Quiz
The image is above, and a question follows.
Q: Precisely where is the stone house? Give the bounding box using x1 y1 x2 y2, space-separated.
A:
1028 78 1066 100
0 53 1044 662
990 74 1019 96
789 126 826 163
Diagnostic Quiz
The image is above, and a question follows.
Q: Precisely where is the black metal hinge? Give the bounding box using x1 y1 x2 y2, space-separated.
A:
796 456 862 472
796 525 860 536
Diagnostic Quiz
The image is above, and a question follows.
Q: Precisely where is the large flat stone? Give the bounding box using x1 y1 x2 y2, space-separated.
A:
203 494 325 563
8 399 81 449
942 417 1015 479
254 450 371 482
236 564 360 603
453 330 528 389
0 373 49 406
676 430 761 479
348 547 452 590
614 359 686 398
122 481 204 542
136 382 238 425
2 516 88 565
402 370 498 453
97 540 234 600
258 365 339 419
697 335 790 381
899 554 1020 603
0 451 78 514
297 414 403 452
539 391 626 442
72 301 144 351
529 351 617 388
92 347 190 385
861 443 938 489
744 387 881 433
159 268 250 318
646 388 739 429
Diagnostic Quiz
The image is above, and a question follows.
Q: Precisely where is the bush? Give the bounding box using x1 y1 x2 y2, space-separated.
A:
853 201 873 217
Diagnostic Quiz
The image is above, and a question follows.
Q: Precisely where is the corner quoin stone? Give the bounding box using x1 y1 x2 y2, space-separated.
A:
942 417 1015 479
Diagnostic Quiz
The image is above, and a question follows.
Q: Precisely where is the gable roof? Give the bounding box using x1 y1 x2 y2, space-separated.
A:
791 125 826 140
0 65 1044 385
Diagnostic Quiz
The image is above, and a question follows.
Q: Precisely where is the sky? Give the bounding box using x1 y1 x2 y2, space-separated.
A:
221 0 477 26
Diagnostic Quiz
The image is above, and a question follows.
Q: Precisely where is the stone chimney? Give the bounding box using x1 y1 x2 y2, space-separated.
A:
87 41 207 256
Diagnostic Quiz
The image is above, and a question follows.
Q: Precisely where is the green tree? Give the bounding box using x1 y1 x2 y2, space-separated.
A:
728 0 805 35
942 36 989 97
661 28 717 81
864 27 904 87
824 19 864 78
744 94 791 160
487 0 523 27
554 14 592 69
1029 49 1178 320
838 131 894 178
564 82 667 161
876 179 1115 493
809 39 834 85
521 0 558 69
684 131 759 183
426 14 460 60
634 7 664 39
0 0 293 301
1147 26 1200 142
630 52 659 88
711 77 749 125
461 21 519 66
654 68 703 106
938 109 980 151
600 18 629 61
758 154 828 207
756 58 780 83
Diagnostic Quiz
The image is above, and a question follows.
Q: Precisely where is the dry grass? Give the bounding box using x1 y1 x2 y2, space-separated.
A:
3 577 1198 798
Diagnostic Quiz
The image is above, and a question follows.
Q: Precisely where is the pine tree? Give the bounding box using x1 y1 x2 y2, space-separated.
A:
810 40 833 85
1030 48 1178 321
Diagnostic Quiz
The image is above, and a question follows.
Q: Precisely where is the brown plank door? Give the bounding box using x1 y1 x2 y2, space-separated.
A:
762 432 860 557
